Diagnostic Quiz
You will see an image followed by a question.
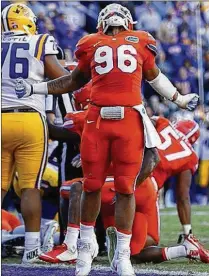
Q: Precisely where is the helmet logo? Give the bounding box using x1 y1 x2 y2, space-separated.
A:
15 9 20 14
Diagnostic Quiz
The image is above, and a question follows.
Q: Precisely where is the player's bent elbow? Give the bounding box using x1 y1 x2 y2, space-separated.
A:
144 66 160 82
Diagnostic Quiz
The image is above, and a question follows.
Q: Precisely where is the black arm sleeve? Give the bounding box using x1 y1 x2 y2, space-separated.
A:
47 121 80 143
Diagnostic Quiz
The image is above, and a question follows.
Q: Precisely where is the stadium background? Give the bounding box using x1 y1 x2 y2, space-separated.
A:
1 0 209 204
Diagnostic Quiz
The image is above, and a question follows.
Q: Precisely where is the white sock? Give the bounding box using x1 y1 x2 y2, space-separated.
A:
164 245 186 260
80 224 95 240
25 232 41 252
182 224 192 235
116 230 132 252
64 226 80 249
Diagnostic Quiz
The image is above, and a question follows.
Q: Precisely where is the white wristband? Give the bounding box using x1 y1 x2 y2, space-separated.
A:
33 82 48 95
174 93 184 106
147 71 177 100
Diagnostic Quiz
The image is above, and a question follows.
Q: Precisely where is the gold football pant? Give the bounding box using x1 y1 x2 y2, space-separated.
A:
2 112 48 192
198 160 209 187
13 163 58 198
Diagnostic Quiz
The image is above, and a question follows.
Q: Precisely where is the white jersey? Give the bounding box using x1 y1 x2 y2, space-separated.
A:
2 31 58 116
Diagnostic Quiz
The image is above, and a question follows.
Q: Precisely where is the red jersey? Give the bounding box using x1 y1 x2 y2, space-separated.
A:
75 30 157 106
152 117 198 189
72 81 91 111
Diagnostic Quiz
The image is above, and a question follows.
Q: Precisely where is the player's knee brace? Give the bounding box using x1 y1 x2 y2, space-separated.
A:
83 177 104 192
114 176 135 194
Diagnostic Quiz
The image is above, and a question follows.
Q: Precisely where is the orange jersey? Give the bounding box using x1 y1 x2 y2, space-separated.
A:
2 209 21 231
72 81 91 111
75 30 157 106
101 177 157 211
64 110 87 137
153 117 198 189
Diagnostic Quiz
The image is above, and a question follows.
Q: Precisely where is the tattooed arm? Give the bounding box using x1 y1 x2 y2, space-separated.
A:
15 67 91 98
46 67 91 95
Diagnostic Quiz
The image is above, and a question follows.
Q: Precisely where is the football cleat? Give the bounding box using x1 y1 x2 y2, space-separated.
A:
183 234 209 263
177 230 192 244
39 243 77 263
111 249 136 276
75 237 99 276
22 247 42 264
41 221 59 253
106 226 117 265
1 231 25 258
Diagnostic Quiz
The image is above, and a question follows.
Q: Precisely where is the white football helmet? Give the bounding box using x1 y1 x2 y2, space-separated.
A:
97 3 137 34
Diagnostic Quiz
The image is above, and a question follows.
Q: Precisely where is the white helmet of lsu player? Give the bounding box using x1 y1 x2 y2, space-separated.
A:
1 3 37 35
97 3 137 34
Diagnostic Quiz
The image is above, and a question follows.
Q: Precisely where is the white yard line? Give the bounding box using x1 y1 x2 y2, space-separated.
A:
134 268 209 276
3 263 209 276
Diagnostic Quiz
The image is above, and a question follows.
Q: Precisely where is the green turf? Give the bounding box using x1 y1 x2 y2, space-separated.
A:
143 205 209 273
2 205 209 274
160 205 209 248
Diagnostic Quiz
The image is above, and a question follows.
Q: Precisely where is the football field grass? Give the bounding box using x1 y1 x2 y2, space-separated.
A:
2 205 209 275
139 205 209 274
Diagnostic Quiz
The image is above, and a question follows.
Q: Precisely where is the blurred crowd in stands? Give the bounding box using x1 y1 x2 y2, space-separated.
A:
2 1 209 204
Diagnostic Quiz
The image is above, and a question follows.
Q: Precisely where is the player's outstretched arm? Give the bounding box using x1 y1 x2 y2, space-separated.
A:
15 67 90 98
176 170 192 241
144 66 199 111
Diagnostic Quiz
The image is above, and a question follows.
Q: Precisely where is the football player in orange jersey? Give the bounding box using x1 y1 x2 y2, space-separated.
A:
40 118 209 265
16 3 199 275
40 105 159 265
152 118 200 238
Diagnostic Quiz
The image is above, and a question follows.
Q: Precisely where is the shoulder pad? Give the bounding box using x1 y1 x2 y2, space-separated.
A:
75 33 99 61
34 34 58 61
76 33 99 49
146 43 158 56
134 31 157 56
134 31 155 42
45 35 58 54
146 32 157 56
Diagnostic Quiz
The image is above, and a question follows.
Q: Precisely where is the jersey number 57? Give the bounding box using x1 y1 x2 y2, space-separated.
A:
158 125 192 161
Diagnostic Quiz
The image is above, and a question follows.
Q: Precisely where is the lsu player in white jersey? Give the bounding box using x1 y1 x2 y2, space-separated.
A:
1 3 69 263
